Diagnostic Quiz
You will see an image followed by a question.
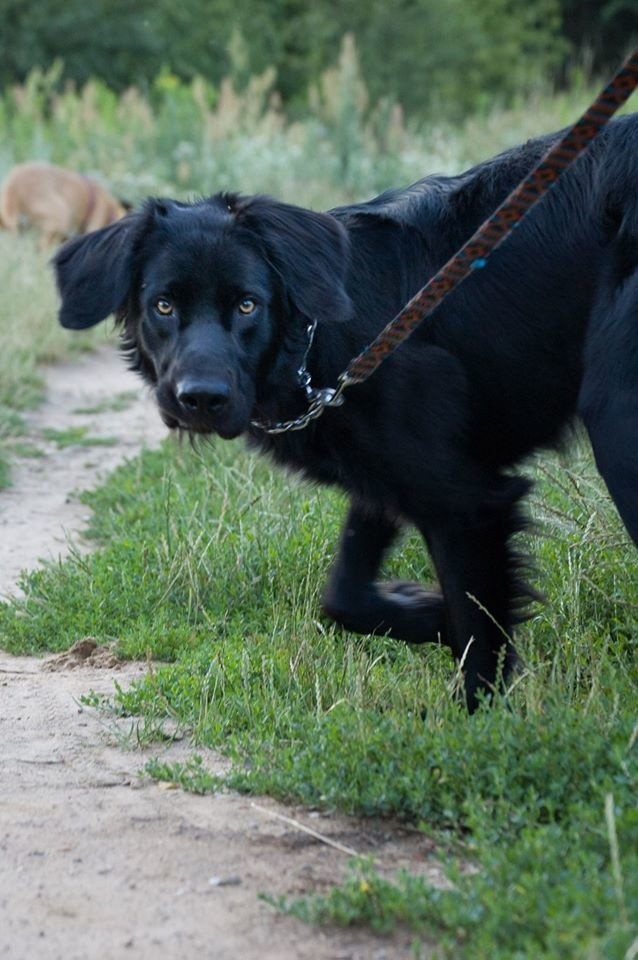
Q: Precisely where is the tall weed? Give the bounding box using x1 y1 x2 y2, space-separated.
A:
0 44 629 209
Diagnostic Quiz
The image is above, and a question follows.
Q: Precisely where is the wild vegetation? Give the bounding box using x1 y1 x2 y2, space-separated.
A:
0 38 618 209
0 0 633 118
1 433 636 959
0 36 637 957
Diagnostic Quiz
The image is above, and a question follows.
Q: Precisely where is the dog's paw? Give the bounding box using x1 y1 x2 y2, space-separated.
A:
373 580 447 645
376 580 441 607
324 580 446 646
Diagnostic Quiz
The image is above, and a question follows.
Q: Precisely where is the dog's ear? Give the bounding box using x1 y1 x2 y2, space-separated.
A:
54 213 143 329
234 196 352 323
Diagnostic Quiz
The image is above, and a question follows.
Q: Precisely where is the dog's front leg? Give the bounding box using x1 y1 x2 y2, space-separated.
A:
323 502 447 644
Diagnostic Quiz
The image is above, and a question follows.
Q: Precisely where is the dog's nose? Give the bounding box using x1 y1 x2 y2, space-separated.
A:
176 379 231 416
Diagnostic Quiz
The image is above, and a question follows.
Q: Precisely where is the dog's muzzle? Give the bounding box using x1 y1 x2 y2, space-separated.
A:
175 378 231 419
157 377 245 439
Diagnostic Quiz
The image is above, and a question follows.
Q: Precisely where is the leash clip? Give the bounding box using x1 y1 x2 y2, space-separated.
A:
310 386 345 408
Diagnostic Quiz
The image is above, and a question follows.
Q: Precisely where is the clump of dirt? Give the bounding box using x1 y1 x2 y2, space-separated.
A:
42 636 122 670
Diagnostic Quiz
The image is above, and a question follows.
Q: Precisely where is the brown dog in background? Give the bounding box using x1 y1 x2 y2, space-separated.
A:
0 162 127 247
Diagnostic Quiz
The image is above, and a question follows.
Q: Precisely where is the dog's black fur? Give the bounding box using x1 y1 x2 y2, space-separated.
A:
54 114 638 711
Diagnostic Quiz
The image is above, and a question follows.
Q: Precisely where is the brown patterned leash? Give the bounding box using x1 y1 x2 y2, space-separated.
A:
252 47 638 435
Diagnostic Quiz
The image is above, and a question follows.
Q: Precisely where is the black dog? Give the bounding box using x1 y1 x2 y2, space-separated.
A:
54 113 638 711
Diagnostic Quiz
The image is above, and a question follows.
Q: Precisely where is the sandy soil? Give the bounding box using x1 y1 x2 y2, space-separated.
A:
0 348 442 959
0 346 166 599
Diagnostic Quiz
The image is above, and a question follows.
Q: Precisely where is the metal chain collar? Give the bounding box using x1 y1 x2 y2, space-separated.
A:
250 319 349 434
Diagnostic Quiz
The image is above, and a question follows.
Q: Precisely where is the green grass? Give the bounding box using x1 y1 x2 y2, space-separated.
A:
73 391 138 415
7 441 46 458
0 434 636 959
144 754 224 794
41 425 118 448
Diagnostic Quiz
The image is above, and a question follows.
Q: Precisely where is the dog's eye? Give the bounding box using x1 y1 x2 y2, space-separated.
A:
238 297 256 315
155 298 174 316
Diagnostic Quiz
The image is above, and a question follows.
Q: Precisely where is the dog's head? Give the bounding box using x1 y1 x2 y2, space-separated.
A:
54 194 351 438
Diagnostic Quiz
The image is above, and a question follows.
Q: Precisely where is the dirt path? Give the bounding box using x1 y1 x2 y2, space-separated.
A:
0 349 439 959
0 346 167 599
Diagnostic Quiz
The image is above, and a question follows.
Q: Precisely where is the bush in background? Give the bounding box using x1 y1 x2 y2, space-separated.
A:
0 0 635 121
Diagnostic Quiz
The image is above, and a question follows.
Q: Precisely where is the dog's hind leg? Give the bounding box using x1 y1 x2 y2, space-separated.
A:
323 502 447 644
579 269 638 546
422 475 531 712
